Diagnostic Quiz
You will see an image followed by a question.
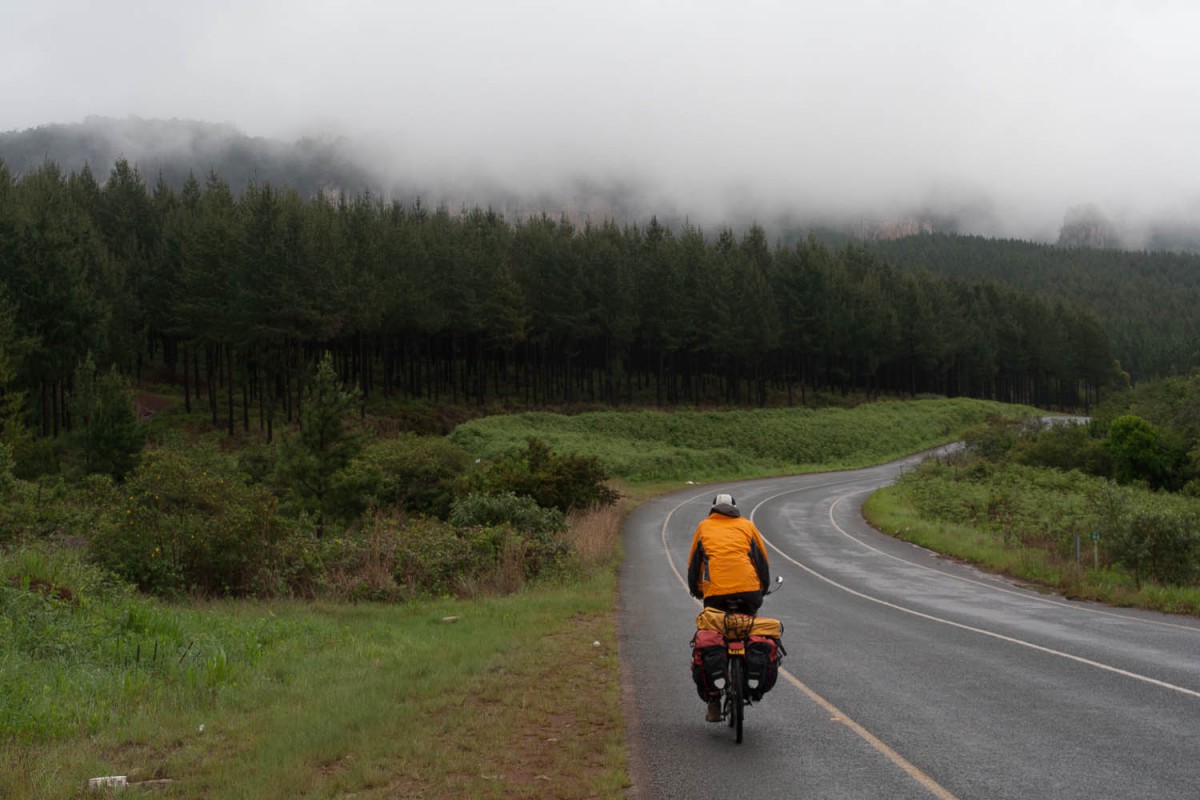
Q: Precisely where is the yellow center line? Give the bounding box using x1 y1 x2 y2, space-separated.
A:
778 667 960 800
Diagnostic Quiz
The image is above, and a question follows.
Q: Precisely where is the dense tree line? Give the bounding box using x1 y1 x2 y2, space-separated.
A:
0 158 1120 452
870 233 1200 382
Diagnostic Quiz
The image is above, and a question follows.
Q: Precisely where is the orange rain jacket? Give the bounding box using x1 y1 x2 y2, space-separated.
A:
686 504 770 600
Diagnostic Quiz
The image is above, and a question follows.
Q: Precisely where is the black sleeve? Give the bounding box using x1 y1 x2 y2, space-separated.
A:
687 541 706 599
749 539 770 592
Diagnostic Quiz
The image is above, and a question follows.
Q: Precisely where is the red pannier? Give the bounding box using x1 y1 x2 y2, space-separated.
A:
690 628 726 701
745 635 785 700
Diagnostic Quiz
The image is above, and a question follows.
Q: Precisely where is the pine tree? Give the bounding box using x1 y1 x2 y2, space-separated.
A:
68 353 145 480
272 353 363 530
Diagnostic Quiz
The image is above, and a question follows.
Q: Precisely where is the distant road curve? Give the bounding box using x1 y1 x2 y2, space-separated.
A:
619 452 1200 800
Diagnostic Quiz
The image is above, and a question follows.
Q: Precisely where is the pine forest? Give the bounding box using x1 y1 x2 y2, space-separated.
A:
0 159 1121 447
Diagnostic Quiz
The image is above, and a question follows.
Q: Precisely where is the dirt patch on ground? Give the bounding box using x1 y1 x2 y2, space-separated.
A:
135 393 176 421
369 622 626 800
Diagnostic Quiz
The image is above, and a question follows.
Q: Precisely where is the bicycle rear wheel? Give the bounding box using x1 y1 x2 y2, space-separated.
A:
728 657 744 744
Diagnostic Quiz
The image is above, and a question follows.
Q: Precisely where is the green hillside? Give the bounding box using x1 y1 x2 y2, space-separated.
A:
872 233 1200 381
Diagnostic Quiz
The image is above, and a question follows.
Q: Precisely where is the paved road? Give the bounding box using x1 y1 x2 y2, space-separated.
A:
618 452 1200 799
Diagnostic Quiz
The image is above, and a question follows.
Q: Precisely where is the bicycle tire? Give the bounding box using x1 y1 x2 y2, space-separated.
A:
728 657 744 744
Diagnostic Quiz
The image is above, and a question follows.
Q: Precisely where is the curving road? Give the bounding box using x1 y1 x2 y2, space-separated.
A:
618 451 1200 799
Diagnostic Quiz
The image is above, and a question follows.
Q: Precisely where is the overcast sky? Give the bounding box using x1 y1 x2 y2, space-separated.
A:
4 0 1199 239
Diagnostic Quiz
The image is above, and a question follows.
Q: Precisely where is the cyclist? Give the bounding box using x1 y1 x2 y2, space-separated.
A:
687 493 771 721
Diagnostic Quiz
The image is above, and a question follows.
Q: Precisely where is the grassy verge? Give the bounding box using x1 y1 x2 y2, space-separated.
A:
3 502 627 799
2 557 625 798
864 466 1200 616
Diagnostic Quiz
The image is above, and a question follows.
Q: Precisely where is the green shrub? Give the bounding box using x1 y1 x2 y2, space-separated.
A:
466 437 619 512
1105 414 1180 488
321 457 385 522
0 442 14 495
1109 508 1200 588
89 441 285 597
253 514 327 599
389 516 502 597
449 492 570 580
357 431 470 520
320 508 573 600
8 434 63 480
962 416 1027 461
892 456 1200 591
1011 421 1112 476
330 434 471 520
364 399 458 435
449 491 567 535
236 440 277 484
239 441 373 542
892 459 989 525
317 522 403 602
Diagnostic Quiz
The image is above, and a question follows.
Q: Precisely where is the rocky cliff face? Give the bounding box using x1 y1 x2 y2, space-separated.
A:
1057 204 1121 249
852 217 938 241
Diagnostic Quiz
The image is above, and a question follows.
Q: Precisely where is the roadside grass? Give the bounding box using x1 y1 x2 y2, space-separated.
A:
0 547 274 743
863 492 1068 585
2 561 624 799
864 474 1200 616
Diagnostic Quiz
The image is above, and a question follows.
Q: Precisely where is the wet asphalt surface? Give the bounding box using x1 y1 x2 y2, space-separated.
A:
618 453 1200 799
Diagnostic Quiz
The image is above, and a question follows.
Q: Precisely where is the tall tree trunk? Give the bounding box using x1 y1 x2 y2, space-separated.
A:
182 344 192 413
226 343 235 437
206 345 217 426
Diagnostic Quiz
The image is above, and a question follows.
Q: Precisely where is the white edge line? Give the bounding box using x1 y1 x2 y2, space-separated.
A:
754 486 1200 701
825 488 1200 635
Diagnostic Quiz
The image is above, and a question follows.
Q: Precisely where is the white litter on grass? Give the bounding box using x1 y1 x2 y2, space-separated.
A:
198 723 205 733
593 640 600 647
87 775 127 790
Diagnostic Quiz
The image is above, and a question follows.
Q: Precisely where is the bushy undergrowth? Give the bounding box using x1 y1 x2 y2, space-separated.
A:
321 497 574 602
44 422 615 600
341 501 620 601
89 440 285 597
460 437 620 511
0 459 115 546
327 433 472 521
953 414 1200 589
449 491 567 534
83 474 595 603
7 396 1033 607
3 397 1025 604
